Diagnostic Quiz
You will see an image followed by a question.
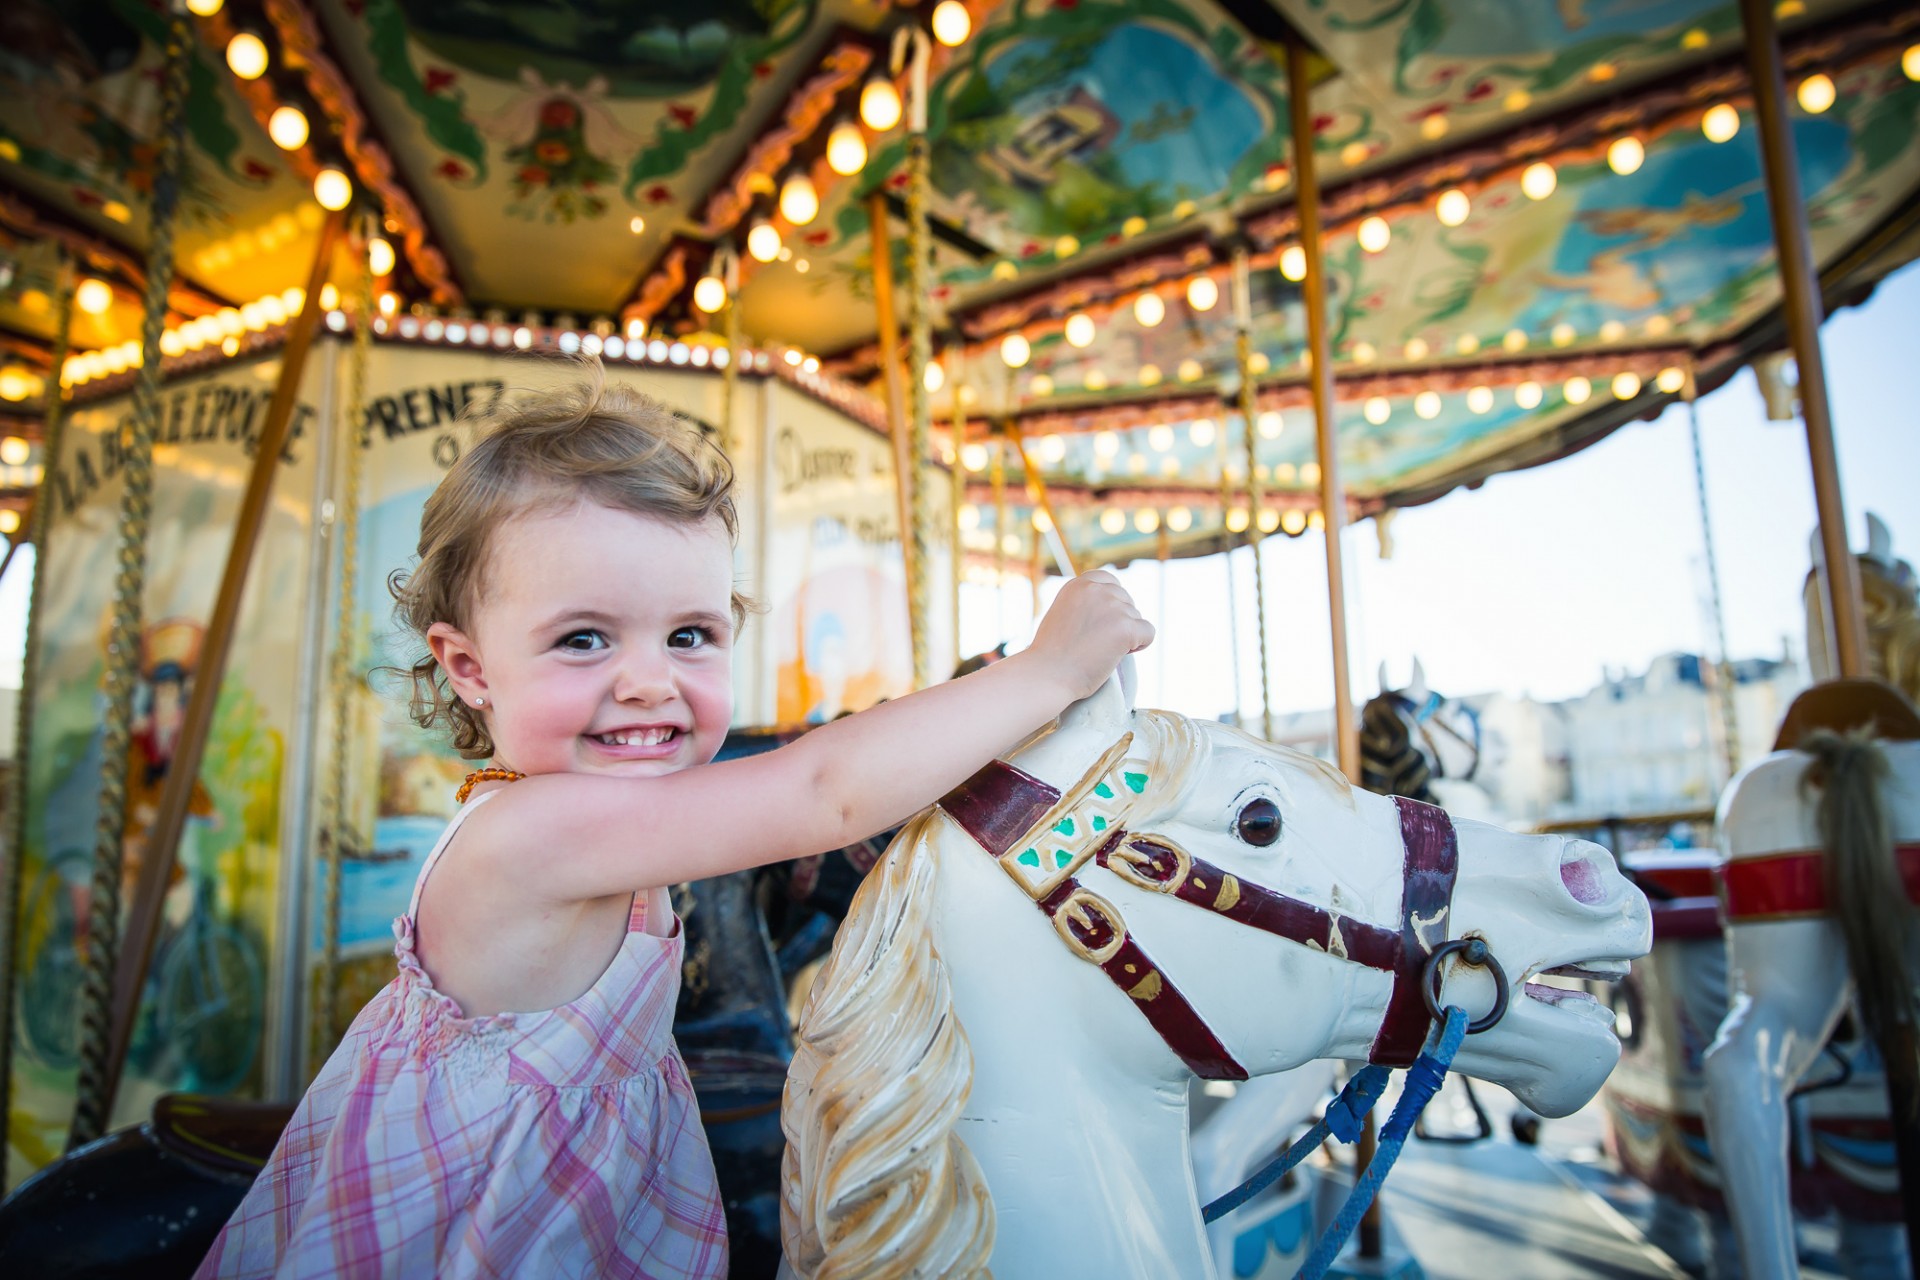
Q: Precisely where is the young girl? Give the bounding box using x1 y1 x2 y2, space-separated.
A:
198 369 1151 1278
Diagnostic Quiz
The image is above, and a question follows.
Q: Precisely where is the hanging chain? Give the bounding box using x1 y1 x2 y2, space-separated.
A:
0 258 76 1186
903 131 934 689
70 3 191 1149
1686 377 1741 780
1216 411 1244 731
721 299 740 462
317 239 374 1057
1237 327 1275 741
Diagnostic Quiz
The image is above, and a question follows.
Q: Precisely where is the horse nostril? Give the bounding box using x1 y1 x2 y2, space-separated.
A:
1559 843 1611 906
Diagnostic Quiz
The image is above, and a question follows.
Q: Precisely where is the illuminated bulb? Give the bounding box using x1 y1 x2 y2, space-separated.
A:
1340 141 1369 168
186 0 225 14
1248 351 1270 374
318 283 340 310
367 236 395 276
1357 215 1391 253
0 436 27 464
1645 314 1673 337
1167 507 1193 533
1257 411 1283 439
1456 333 1481 354
629 216 646 235
1038 434 1066 464
1503 328 1528 352
1521 161 1557 200
1363 397 1390 425
962 443 988 471
859 75 902 132
1404 338 1429 361
0 510 17 535
779 170 818 225
1134 292 1165 327
931 0 971 46
924 360 945 393
959 504 980 531
1467 385 1493 413
1702 103 1739 143
1226 507 1250 533
1190 418 1215 447
1055 235 1079 258
826 119 867 176
1414 391 1441 419
76 277 113 315
1148 425 1174 452
1064 312 1095 348
1599 319 1625 343
1280 509 1308 536
1258 508 1281 534
1612 371 1642 399
1797 73 1835 114
1135 508 1160 534
217 307 245 335
0 373 28 403
1306 510 1326 532
1030 373 1055 396
1436 188 1470 227
103 345 129 374
1564 375 1593 405
1551 322 1576 347
313 167 352 210
282 286 304 312
222 335 240 357
377 291 398 316
1177 358 1204 382
1906 45 1920 82
268 105 308 150
1656 367 1686 394
1515 381 1543 409
1607 136 1645 176
1094 431 1120 459
1139 363 1162 386
1280 245 1306 281
1000 333 1030 368
226 32 268 80
1100 508 1126 535
747 218 781 263
693 273 727 313
159 330 185 358
1351 341 1376 364
1186 275 1219 311
259 295 286 325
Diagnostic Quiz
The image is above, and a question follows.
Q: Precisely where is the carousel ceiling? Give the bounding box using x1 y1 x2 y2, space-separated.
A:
1 0 1917 567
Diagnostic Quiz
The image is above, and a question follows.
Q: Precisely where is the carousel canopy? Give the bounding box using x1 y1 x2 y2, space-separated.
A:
0 0 1916 568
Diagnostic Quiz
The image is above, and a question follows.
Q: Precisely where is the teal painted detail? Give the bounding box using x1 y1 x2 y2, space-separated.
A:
1093 815 1108 832
1054 816 1076 837
1094 781 1115 799
1124 772 1148 794
1053 848 1073 869
1017 849 1041 869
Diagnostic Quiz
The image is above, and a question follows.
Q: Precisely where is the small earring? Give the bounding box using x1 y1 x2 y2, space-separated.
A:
472 696 485 707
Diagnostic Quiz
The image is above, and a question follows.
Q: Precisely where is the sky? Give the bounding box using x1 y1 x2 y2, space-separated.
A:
960 259 1920 721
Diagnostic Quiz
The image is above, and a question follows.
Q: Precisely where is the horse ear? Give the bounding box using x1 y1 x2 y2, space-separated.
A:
1867 511 1893 566
1409 657 1430 704
1808 526 1825 568
1378 660 1392 695
1058 657 1134 737
1010 658 1134 788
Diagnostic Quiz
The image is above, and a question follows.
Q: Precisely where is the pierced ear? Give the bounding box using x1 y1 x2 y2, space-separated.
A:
426 622 488 707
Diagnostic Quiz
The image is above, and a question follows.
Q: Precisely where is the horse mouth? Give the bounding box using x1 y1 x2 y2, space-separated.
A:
1521 960 1628 1021
1540 959 1629 981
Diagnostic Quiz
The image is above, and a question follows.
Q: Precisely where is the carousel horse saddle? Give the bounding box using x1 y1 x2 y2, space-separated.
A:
150 1094 296 1179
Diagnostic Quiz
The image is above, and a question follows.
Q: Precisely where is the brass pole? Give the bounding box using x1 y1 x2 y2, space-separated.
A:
904 131 936 690
92 206 348 1129
1737 0 1866 678
948 358 966 674
868 194 920 675
1288 41 1360 783
990 436 1007 640
1233 252 1275 742
1217 414 1243 728
1007 425 1076 577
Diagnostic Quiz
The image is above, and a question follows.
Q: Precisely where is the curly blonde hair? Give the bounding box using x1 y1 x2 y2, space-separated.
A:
389 362 749 759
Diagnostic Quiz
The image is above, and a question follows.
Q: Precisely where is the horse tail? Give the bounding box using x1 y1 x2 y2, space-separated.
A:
780 812 995 1279
1360 694 1432 801
1803 729 1919 1068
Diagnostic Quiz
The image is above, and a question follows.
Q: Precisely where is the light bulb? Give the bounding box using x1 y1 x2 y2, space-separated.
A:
1701 103 1739 143
1467 385 1493 413
367 236 395 276
0 374 28 404
1516 381 1543 409
1357 215 1391 253
0 435 28 464
1435 188 1470 227
1167 506 1193 533
1521 161 1557 200
747 219 781 263
1551 322 1577 347
1135 508 1160 534
1064 312 1095 348
1796 74 1835 114
1359 397 1391 426
1281 509 1308 536
186 0 225 14
931 1 971 47
1186 275 1219 311
1414 391 1441 419
924 361 945 393
1607 136 1645 176
1905 44 1920 82
1280 245 1306 281
1133 292 1165 327
693 274 727 313
75 277 114 315
1564 375 1593 405
859 76 902 132
1030 374 1055 396
1612 371 1642 399
1000 333 1030 368
0 510 18 535
779 170 818 225
826 119 867 176
1657 367 1687 394
313 167 353 211
226 32 268 80
268 105 308 150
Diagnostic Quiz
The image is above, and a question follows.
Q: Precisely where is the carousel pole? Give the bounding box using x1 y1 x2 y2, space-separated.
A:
1218 416 1243 728
0 255 75 1184
1232 252 1275 742
1288 37 1375 1258
902 26 936 691
1286 42 1360 782
1007 424 1075 577
868 193 922 682
67 5 194 1149
1683 366 1741 782
82 203 348 1139
990 432 1007 640
948 353 966 673
316 219 375 1060
721 263 741 461
1737 0 1866 679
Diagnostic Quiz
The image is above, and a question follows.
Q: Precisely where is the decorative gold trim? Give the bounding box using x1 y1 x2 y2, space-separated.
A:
1053 888 1126 965
1106 836 1193 895
995 733 1137 900
1127 970 1164 1002
1213 875 1241 912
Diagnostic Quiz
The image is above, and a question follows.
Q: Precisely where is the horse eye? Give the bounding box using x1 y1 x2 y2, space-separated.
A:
1236 797 1282 846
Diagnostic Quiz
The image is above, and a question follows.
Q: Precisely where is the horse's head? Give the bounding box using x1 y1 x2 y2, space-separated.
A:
982 674 1650 1117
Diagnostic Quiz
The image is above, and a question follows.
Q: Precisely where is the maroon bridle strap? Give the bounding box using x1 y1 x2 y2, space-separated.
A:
938 761 1464 1074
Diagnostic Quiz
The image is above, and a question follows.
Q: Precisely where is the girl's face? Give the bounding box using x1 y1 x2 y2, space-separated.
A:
430 502 737 779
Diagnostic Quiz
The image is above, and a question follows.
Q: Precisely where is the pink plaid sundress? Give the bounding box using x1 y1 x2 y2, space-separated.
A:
198 790 729 1278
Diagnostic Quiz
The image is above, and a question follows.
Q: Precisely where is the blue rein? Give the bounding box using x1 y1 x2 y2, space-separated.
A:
1200 1007 1472 1279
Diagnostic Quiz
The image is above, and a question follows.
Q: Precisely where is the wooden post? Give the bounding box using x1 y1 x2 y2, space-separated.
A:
1737 0 1866 679
95 207 347 1123
1287 41 1360 784
868 194 920 674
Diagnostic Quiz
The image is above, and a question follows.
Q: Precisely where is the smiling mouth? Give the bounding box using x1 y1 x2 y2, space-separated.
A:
590 727 680 748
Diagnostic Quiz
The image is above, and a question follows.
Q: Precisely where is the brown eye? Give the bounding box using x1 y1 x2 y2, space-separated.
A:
1237 798 1282 846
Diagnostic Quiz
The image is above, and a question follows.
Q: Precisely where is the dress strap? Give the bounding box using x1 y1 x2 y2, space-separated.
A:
406 789 502 919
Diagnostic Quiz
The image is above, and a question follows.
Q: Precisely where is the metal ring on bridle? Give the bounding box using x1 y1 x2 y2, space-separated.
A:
1421 938 1509 1035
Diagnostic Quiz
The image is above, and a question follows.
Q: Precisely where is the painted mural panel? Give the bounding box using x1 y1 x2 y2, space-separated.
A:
6 355 325 1183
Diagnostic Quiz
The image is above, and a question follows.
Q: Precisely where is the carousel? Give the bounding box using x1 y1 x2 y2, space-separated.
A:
0 0 1917 1276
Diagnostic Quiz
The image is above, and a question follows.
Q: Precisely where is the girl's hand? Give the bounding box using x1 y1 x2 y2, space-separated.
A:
1025 571 1154 703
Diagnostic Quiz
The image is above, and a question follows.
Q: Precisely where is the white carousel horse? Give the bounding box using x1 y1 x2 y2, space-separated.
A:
1700 682 1920 1280
780 671 1651 1279
1365 658 1499 825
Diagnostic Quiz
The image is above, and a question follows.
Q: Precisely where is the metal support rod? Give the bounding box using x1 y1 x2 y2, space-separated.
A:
1684 375 1740 783
1738 0 1866 679
904 131 935 690
1288 40 1360 784
990 436 1007 641
868 193 921 676
1233 252 1275 742
89 206 348 1132
721 297 740 461
1006 425 1076 578
948 358 966 673
0 257 74 1186
1217 416 1243 728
